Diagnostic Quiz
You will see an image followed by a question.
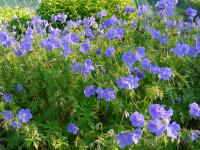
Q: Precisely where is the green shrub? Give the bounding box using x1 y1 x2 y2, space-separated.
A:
0 7 33 36
36 0 136 21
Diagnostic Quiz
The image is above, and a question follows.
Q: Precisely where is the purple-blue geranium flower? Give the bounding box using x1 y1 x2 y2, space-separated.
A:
18 108 32 123
132 129 143 144
115 26 125 40
96 87 104 100
149 104 165 119
17 83 23 92
149 64 160 74
57 13 67 23
116 75 139 90
189 102 200 119
10 120 21 129
84 85 96 97
185 7 197 19
105 47 115 57
62 42 71 57
3 110 14 121
141 58 151 70
97 10 108 19
81 59 94 77
105 28 116 40
68 33 79 44
138 5 148 16
101 19 115 28
188 46 199 58
136 47 145 61
115 132 133 148
136 69 144 79
104 88 115 102
130 111 145 127
165 19 176 28
172 43 190 57
3 94 13 103
67 123 79 135
95 49 101 55
163 108 173 124
122 50 137 67
148 118 166 137
159 36 169 44
150 29 160 40
71 62 82 72
125 6 134 14
191 130 200 141
166 122 180 139
80 39 90 54
158 67 172 80
21 37 33 53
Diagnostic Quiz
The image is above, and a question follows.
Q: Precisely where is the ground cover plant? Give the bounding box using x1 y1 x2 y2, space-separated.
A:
0 0 200 149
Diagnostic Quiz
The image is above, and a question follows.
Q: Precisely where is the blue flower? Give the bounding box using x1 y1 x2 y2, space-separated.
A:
104 88 115 102
95 49 101 55
101 19 115 28
130 111 145 127
149 64 160 74
172 43 190 57
81 59 94 77
18 108 32 123
3 94 13 103
105 47 115 57
163 108 173 124
159 36 168 44
148 118 166 137
62 42 71 57
96 87 104 100
116 75 139 90
3 110 14 121
150 29 160 40
132 129 143 144
189 102 200 119
67 123 79 135
191 130 200 141
21 37 33 53
136 69 144 79
138 5 147 16
188 46 199 58
57 13 67 23
17 84 23 92
136 47 145 61
185 7 197 19
70 62 82 72
165 19 176 28
105 28 116 40
158 67 172 80
115 132 133 148
166 122 180 139
97 10 108 19
122 50 136 67
141 58 151 70
149 104 165 119
80 39 91 54
125 6 134 14
84 85 96 97
68 33 79 44
10 120 21 129
115 27 125 40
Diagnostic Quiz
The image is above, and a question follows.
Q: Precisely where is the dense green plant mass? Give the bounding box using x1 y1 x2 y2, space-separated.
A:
36 0 135 21
0 7 33 37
